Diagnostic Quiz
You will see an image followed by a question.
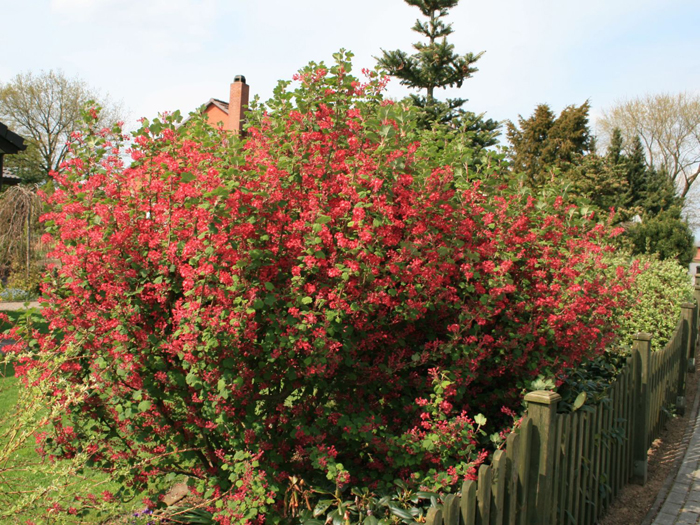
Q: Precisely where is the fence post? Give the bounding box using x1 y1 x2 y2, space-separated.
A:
678 303 696 414
633 332 652 485
693 302 699 371
524 390 561 525
689 289 700 372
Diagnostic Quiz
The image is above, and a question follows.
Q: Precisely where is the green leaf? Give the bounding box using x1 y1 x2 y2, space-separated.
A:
474 414 487 426
313 499 334 517
389 506 414 521
573 392 587 411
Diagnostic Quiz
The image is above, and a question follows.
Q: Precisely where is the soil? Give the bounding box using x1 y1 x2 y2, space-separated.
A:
598 344 700 525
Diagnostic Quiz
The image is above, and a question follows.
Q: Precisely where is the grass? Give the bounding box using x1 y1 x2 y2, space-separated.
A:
0 308 145 524
0 307 49 335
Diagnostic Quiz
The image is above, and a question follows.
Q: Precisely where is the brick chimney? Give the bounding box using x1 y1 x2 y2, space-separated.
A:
229 75 249 135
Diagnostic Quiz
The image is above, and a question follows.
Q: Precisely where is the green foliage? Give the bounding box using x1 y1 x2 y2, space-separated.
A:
377 0 482 104
298 478 442 525
605 253 693 351
507 107 692 266
0 334 145 523
506 102 592 186
409 93 500 147
2 141 45 184
602 131 691 265
554 351 629 413
377 0 499 147
628 208 695 266
4 262 43 298
565 152 631 220
412 121 509 187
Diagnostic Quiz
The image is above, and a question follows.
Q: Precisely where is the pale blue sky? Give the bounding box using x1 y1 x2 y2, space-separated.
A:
2 0 699 136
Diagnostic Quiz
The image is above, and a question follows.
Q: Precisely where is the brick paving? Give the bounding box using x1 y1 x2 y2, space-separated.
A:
652 378 700 524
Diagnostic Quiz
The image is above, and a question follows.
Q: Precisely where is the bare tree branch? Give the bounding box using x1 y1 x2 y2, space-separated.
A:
597 92 700 199
0 70 125 182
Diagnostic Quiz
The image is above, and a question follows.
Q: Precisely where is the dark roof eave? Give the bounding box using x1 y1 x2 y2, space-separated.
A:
0 122 27 155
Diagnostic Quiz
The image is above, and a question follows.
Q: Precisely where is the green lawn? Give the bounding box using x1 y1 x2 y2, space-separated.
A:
0 307 49 335
0 309 144 524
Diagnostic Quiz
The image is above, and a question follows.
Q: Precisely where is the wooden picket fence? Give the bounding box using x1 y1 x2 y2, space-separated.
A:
425 294 700 525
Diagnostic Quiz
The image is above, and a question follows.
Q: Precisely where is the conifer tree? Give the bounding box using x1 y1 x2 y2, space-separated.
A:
378 0 498 143
605 128 624 166
629 208 694 266
607 132 691 264
506 102 591 186
378 0 481 106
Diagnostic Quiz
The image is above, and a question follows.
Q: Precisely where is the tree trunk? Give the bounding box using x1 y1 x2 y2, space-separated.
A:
26 210 30 285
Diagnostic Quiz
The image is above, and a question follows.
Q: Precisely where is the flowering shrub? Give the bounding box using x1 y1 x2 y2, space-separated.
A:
13 52 633 522
604 253 693 352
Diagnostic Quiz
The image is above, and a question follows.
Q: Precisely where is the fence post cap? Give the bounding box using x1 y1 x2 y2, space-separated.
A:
633 332 653 341
524 390 562 405
681 302 696 309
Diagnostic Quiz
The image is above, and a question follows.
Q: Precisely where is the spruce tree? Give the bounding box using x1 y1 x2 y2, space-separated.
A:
610 134 691 264
506 105 556 184
378 0 481 106
605 128 624 166
506 102 591 186
378 0 498 143
623 136 650 212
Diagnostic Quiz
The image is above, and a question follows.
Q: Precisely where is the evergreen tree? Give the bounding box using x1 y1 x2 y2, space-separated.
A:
378 0 481 106
506 102 591 186
546 102 591 165
378 0 498 145
642 167 682 217
621 136 682 217
622 135 647 210
567 153 630 219
628 207 695 266
608 133 692 264
605 128 624 166
605 133 682 218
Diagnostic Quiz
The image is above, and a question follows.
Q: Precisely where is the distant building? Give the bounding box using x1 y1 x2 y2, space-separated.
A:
201 75 250 135
0 122 26 190
690 246 700 279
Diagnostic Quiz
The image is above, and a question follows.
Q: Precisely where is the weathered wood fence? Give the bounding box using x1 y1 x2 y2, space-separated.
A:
426 291 700 525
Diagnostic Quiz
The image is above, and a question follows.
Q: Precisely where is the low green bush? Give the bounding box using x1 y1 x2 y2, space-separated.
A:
606 253 693 352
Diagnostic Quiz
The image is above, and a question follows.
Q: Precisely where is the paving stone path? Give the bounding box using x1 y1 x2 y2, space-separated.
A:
0 301 40 311
651 381 700 524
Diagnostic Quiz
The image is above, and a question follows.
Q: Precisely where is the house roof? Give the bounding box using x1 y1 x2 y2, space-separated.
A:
207 98 230 114
693 247 700 263
0 167 21 187
0 122 27 155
